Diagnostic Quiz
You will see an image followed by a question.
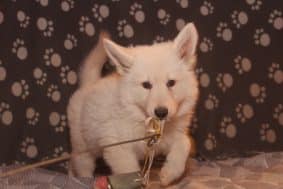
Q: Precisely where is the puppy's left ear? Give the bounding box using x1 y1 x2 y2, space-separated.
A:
173 23 198 66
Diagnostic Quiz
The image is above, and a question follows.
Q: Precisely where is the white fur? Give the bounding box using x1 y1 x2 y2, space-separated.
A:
67 23 199 186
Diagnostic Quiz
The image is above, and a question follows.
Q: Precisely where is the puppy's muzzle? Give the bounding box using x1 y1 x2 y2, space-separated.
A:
154 107 168 120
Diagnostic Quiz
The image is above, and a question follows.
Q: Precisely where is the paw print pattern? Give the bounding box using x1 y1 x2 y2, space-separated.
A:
61 0 74 12
20 137 38 158
79 16 95 37
26 107 39 126
254 28 271 47
273 104 283 126
92 4 109 22
11 80 29 99
64 34 77 50
0 60 7 81
246 0 262 11
17 10 30 28
204 133 217 151
43 48 62 67
190 117 198 134
249 83 266 103
200 1 214 16
176 0 189 8
12 38 28 60
33 67 47 85
176 18 186 31
216 73 233 92
268 10 283 30
260 123 276 143
199 37 213 53
235 103 254 123
36 17 54 37
231 10 248 29
53 146 69 157
220 117 237 138
195 67 210 88
268 63 283 84
47 84 61 102
204 94 219 110
117 20 134 38
157 9 170 25
130 3 145 23
153 35 165 43
0 102 13 126
60 65 77 85
35 0 49 7
49 112 67 132
216 22 233 42
234 56 252 74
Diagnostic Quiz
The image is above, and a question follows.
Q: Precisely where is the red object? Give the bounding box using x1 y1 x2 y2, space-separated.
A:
94 176 110 189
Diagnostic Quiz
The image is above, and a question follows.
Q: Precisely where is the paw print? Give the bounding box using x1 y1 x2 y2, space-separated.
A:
190 117 198 134
53 146 69 157
130 2 145 23
235 103 254 123
204 133 216 151
254 28 271 47
43 48 62 67
153 35 165 43
204 94 219 110
0 60 7 81
157 9 170 25
36 17 54 37
268 10 283 30
79 16 95 37
0 102 13 126
231 10 248 29
176 18 186 31
60 65 77 85
234 56 252 74
117 19 134 38
199 37 213 53
246 0 262 11
33 67 47 85
260 123 276 143
200 1 214 16
273 104 283 126
249 83 266 103
220 117 237 138
64 34 77 50
47 84 61 102
268 63 283 84
26 107 39 126
11 80 29 99
12 38 28 60
216 73 233 92
92 4 109 22
61 0 74 12
17 10 30 28
195 67 210 88
49 112 67 132
216 22 233 42
176 0 189 8
20 137 38 158
35 0 49 7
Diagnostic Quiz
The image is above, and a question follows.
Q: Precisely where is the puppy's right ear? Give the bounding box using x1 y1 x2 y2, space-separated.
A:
103 39 134 75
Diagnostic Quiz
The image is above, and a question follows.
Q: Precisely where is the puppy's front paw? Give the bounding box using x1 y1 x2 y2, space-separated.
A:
159 166 182 186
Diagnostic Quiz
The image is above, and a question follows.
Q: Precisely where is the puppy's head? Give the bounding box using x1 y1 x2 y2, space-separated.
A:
103 23 199 121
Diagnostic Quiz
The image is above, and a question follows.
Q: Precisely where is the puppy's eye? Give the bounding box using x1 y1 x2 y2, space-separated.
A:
167 80 176 88
142 81 152 89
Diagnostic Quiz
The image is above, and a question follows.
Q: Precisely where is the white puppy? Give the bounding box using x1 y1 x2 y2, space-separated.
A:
67 23 199 186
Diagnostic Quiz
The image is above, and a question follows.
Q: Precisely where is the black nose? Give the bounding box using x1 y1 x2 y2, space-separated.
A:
154 107 168 119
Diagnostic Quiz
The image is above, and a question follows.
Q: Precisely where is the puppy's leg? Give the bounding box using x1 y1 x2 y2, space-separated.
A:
160 134 190 186
69 152 95 177
103 146 140 174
